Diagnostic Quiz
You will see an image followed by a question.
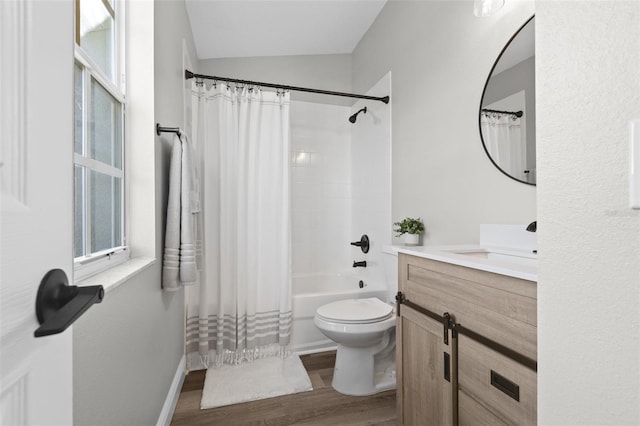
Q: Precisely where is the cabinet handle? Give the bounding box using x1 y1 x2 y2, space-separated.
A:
443 352 450 382
490 370 520 402
442 312 451 345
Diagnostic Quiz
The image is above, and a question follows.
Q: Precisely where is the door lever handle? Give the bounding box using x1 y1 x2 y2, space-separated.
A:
34 269 104 338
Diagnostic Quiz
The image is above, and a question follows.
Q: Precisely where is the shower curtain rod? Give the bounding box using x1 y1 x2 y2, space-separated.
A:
481 108 523 118
185 70 390 104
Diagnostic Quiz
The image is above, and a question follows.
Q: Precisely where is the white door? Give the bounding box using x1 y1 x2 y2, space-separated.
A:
1 0 75 424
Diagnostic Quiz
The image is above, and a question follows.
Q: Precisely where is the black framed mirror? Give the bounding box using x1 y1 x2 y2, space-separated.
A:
479 16 535 185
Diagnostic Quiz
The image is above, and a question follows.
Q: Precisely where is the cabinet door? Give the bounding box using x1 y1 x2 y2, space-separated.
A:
397 304 455 426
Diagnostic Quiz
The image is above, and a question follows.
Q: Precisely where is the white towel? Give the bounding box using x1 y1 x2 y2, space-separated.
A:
163 133 199 290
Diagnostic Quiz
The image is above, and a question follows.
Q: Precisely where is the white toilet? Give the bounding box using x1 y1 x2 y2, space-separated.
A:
313 250 399 396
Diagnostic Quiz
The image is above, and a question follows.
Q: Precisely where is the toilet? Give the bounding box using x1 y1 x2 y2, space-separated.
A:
313 250 399 396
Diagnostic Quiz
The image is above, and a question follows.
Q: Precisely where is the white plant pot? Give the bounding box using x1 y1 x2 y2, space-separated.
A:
403 233 420 246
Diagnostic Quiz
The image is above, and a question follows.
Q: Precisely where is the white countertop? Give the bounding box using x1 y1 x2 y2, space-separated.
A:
383 244 538 282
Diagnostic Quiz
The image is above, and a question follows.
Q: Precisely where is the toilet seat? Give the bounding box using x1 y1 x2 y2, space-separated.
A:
316 297 394 324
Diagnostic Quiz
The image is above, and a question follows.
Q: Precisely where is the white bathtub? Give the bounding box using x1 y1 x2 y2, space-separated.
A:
291 273 389 355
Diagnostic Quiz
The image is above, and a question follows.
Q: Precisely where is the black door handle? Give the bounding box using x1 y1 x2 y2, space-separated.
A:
34 269 104 337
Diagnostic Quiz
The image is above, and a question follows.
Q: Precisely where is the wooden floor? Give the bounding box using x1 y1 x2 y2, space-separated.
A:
171 351 397 425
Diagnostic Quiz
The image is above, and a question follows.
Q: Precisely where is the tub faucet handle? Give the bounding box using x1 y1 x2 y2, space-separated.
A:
353 260 367 268
350 235 370 253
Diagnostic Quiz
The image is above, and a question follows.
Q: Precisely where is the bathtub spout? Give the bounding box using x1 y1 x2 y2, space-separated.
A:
353 261 367 268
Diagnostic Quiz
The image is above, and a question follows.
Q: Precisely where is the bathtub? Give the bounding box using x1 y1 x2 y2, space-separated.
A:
291 273 389 355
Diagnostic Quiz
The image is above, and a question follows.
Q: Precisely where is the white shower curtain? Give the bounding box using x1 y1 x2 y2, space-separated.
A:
480 111 526 181
186 81 292 369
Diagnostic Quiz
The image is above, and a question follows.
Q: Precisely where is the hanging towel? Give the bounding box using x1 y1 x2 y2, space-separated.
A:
163 133 200 291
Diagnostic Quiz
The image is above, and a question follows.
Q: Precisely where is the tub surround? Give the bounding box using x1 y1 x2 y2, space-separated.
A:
290 101 352 277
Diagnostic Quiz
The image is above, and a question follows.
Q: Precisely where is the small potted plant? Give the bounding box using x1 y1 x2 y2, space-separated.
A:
393 217 425 246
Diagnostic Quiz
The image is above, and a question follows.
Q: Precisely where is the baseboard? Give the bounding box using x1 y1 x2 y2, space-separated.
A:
156 354 186 426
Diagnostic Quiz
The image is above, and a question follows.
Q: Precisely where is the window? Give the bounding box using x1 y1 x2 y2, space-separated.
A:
74 0 127 279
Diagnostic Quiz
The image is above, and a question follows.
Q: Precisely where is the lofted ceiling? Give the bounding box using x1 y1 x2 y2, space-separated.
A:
184 0 387 60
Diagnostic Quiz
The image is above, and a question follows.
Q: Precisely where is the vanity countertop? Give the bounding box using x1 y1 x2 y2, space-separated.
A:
384 244 537 282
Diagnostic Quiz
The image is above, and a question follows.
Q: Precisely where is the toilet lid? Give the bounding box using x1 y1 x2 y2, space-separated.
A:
316 298 393 324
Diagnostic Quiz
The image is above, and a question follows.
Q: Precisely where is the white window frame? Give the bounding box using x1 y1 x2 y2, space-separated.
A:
74 0 129 281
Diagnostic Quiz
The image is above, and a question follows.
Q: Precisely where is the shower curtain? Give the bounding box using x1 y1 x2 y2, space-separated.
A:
186 81 292 369
480 111 526 181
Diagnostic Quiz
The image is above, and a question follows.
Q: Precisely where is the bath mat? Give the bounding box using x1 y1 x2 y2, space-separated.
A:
200 355 313 410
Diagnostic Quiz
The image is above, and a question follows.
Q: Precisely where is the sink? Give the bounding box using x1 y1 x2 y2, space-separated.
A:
444 248 537 267
392 243 538 281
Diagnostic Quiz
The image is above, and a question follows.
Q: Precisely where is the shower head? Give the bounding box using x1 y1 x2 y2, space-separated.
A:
348 107 367 123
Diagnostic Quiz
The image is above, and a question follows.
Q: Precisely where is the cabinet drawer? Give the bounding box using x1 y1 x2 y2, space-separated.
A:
458 334 536 425
458 390 509 426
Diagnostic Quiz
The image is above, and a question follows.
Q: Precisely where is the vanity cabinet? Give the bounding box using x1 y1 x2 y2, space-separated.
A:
396 253 537 426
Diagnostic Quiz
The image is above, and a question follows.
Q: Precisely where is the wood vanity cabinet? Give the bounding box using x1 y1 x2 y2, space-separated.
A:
396 253 537 426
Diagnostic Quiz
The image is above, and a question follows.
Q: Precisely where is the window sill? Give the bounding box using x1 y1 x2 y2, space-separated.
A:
75 256 156 294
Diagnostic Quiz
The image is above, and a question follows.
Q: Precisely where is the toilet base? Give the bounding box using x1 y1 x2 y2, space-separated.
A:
332 366 396 396
331 335 396 396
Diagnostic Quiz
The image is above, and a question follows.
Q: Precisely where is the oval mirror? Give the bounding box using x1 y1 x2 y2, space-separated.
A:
479 16 535 185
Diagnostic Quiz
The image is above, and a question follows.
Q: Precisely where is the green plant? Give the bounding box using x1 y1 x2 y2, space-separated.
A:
393 217 425 236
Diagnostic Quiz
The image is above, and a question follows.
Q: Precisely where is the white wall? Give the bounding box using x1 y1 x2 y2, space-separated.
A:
291 101 352 276
352 1 536 245
73 1 198 424
537 2 640 424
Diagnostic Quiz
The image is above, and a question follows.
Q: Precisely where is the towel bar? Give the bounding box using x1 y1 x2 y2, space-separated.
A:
156 123 182 137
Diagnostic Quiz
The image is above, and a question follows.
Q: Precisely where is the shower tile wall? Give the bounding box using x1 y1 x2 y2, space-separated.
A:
290 101 352 277
350 73 392 295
